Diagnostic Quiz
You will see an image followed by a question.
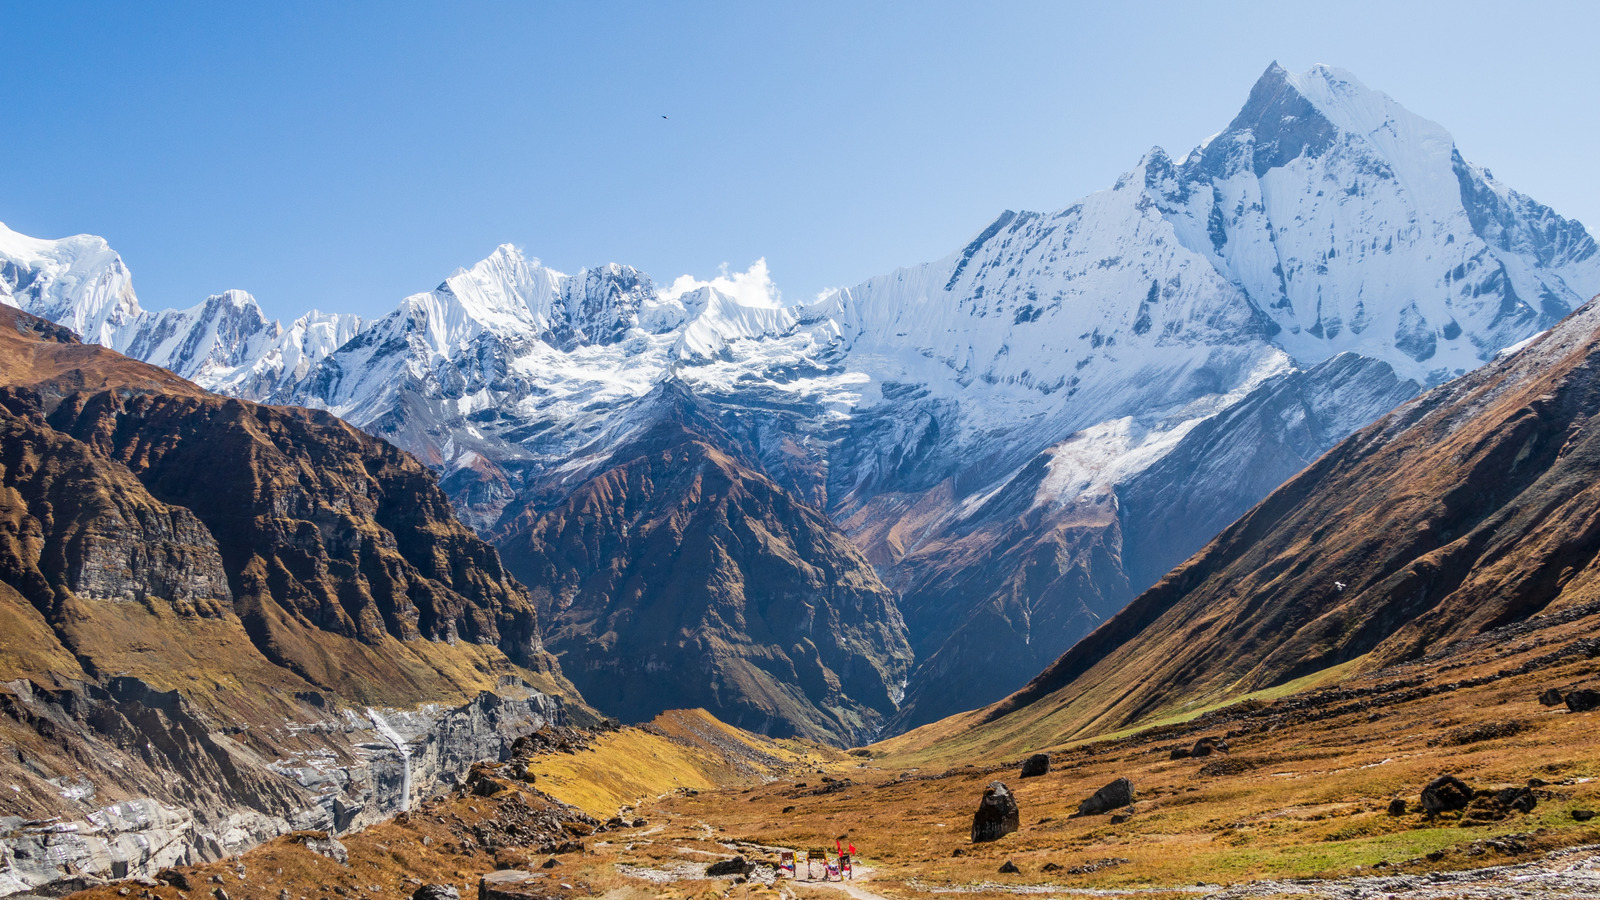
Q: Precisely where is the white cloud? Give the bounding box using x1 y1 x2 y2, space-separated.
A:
661 258 782 308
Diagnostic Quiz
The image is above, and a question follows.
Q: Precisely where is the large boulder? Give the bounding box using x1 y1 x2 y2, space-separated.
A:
1420 775 1472 815
971 781 1020 842
1077 777 1134 816
1566 689 1600 712
1020 754 1050 778
413 887 460 900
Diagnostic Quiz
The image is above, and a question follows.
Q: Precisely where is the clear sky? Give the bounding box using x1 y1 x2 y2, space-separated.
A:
3 1 1597 322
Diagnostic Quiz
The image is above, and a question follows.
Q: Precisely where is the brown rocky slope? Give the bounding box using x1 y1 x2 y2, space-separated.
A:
0 306 585 893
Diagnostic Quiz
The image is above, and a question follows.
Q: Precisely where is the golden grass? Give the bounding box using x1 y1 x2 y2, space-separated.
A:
66 608 1600 900
524 709 824 817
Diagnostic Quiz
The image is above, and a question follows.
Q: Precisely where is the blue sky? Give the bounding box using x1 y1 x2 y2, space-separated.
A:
3 1 1598 321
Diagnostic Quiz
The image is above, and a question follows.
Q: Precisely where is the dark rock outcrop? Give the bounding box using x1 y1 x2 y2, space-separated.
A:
1539 688 1566 706
1565 689 1600 712
1019 754 1050 778
997 860 1020 874
1420 775 1473 816
1077 777 1134 816
971 781 1020 842
706 857 754 877
1458 787 1538 824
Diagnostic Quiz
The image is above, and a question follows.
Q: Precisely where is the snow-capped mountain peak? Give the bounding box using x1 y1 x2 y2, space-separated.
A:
0 223 363 399
673 285 796 361
0 220 142 348
1146 63 1599 384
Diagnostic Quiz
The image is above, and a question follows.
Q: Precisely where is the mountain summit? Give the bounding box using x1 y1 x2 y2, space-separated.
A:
3 64 1595 742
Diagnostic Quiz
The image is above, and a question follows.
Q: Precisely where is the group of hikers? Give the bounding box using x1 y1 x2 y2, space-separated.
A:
777 841 856 881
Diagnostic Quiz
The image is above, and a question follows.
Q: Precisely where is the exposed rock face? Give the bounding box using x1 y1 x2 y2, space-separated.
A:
0 683 562 896
0 306 578 895
970 781 1019 842
40 388 550 682
496 395 911 746
1077 778 1134 816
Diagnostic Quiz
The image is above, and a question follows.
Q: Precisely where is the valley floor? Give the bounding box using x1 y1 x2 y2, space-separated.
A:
63 602 1600 900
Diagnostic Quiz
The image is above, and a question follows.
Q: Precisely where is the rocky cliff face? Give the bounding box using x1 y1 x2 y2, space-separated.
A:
0 306 578 895
0 679 562 896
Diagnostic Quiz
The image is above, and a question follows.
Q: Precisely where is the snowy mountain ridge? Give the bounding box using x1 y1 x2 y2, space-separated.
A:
0 221 363 399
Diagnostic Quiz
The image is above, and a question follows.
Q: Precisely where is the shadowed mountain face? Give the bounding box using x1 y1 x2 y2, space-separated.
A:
0 306 579 892
496 391 912 746
959 292 1600 747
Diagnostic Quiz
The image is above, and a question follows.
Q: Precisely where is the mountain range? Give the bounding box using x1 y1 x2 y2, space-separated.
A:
4 62 1596 743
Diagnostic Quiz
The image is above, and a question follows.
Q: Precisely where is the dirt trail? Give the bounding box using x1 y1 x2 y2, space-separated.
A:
790 866 893 900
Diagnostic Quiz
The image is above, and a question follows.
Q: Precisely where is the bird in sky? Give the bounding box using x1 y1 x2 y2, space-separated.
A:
661 115 669 119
